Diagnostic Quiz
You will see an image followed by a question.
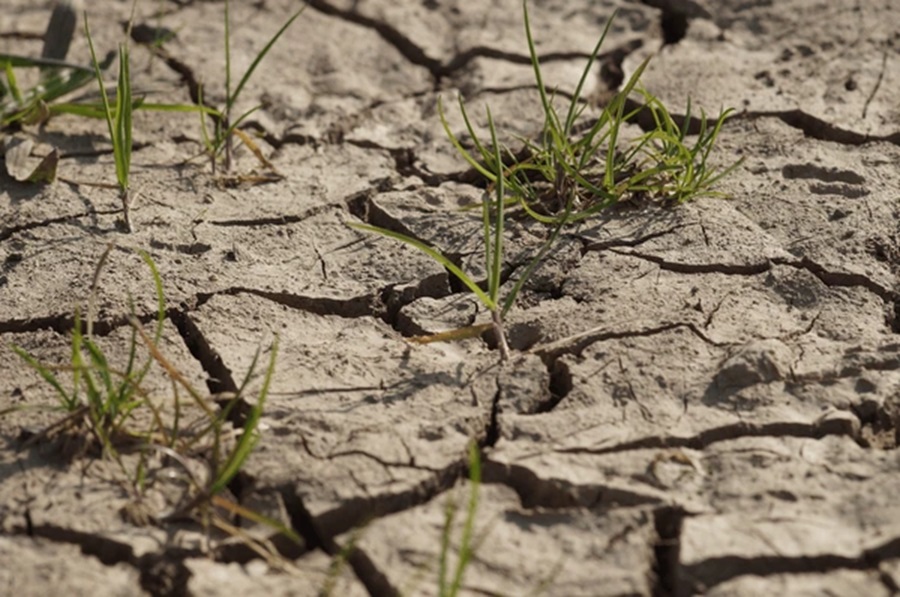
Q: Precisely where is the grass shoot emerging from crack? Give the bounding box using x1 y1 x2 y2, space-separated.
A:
10 246 164 461
0 0 106 128
6 247 297 557
351 107 565 360
0 52 115 127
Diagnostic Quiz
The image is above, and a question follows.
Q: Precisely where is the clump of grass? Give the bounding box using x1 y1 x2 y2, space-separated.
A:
354 1 740 360
444 6 634 222
633 90 743 203
441 4 655 226
445 0 740 225
134 322 296 556
6 247 297 555
352 109 566 360
10 246 164 461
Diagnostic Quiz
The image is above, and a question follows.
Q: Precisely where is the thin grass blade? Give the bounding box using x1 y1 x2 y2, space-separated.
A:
523 0 561 135
449 442 481 595
11 346 76 410
114 43 132 190
349 223 497 310
210 337 278 495
563 12 616 135
228 7 304 111
486 107 505 304
85 16 116 152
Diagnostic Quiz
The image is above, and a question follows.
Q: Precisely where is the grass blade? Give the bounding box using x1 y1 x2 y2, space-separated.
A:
138 250 167 342
348 223 497 310
449 442 481 596
228 6 304 112
85 15 116 153
486 107 504 304
210 337 278 495
523 0 560 136
563 12 615 135
438 95 498 183
114 43 132 191
11 346 76 410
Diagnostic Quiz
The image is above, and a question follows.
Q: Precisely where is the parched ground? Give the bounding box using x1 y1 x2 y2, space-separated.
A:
1 0 899 595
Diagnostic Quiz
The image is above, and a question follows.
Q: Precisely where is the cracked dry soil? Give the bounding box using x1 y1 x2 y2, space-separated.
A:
2 0 900 595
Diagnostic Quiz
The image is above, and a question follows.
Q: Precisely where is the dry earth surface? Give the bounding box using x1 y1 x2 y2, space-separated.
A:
1 0 900 595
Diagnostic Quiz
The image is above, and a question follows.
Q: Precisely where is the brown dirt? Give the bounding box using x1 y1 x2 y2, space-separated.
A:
2 0 899 595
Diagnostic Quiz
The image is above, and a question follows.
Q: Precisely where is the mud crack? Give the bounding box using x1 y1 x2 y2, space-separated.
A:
137 551 193 597
775 255 896 303
305 0 442 81
0 307 164 337
746 110 900 147
306 0 645 89
610 248 772 276
209 286 377 319
526 320 720 415
610 249 898 326
442 38 644 81
682 534 900 594
555 414 863 456
273 377 504 594
0 208 120 242
201 203 341 227
8 522 195 597
22 523 139 566
298 435 446 475
620 98 900 146
279 485 399 596
168 308 243 417
278 457 474 597
481 378 503 448
482 459 664 509
533 321 721 364
578 223 695 254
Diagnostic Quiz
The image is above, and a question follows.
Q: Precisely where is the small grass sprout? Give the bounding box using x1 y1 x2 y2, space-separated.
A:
200 0 303 173
0 0 109 128
437 441 483 597
85 13 136 232
352 108 566 360
0 53 116 127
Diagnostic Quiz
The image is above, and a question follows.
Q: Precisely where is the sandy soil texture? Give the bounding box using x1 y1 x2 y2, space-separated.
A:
2 0 899 595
